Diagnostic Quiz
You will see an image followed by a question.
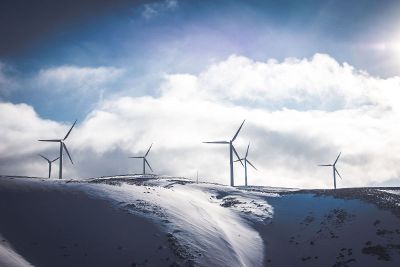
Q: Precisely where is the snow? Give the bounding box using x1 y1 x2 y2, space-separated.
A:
194 183 276 222
79 177 274 266
258 191 400 266
1 176 400 266
379 189 400 196
0 236 32 267
238 185 300 193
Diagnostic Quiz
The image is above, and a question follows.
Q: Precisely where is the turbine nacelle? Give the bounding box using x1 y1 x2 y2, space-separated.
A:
39 154 60 163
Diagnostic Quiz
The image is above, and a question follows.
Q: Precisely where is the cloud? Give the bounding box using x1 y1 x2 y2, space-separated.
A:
0 102 71 177
36 65 124 93
142 0 178 20
182 54 400 111
2 53 400 188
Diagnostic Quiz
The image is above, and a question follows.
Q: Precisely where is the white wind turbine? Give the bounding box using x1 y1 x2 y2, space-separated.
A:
235 142 257 187
129 144 154 175
38 154 60 179
318 152 342 189
38 120 76 179
203 120 245 186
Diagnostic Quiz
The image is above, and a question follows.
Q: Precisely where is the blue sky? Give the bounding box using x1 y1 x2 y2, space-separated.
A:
2 0 400 120
1 0 400 187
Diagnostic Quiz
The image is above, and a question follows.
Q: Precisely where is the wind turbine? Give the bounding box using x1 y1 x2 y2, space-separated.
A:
129 144 154 175
203 120 245 187
38 154 60 179
318 152 342 189
234 142 257 187
38 120 76 179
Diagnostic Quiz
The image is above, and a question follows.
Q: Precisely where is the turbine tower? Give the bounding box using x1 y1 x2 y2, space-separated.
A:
38 154 60 179
234 142 257 187
203 120 245 187
38 120 76 179
129 144 154 175
318 152 342 189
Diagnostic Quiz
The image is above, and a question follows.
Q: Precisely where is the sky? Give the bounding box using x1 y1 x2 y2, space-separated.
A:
1 0 400 188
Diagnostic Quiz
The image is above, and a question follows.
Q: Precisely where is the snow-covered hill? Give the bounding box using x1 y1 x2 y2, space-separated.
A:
0 175 399 266
80 175 275 266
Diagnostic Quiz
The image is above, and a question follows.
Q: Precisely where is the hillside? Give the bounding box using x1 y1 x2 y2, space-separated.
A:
0 175 399 266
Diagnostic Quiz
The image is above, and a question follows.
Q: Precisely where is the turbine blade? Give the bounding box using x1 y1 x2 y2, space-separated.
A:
318 164 332 166
145 143 153 157
335 168 343 179
145 159 153 172
63 119 77 140
51 157 60 162
38 139 61 142
63 143 73 165
245 142 250 158
39 154 50 162
334 152 341 165
232 145 244 167
232 120 245 142
203 141 229 144
246 159 257 170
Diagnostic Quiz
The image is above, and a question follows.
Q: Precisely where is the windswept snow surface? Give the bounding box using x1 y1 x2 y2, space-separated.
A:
79 176 275 266
379 190 400 196
0 236 31 267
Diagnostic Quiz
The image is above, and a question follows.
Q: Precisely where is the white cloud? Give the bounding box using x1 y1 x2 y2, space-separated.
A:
37 65 124 93
2 54 400 188
0 102 73 177
187 54 400 111
142 0 178 20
